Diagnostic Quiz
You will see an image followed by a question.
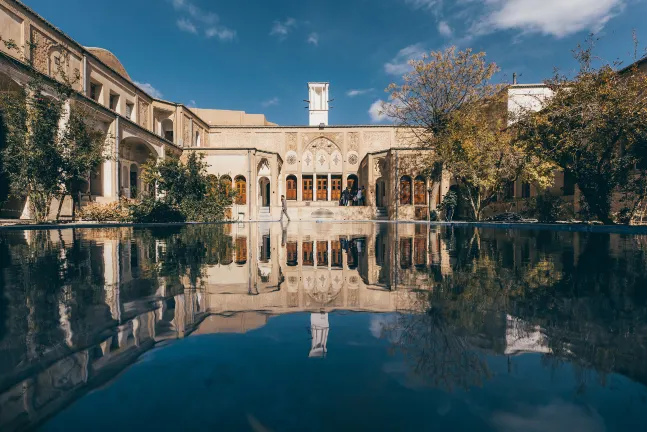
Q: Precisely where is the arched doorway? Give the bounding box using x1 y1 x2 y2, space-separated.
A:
375 177 385 207
129 164 139 198
347 174 358 194
259 177 270 207
119 138 157 199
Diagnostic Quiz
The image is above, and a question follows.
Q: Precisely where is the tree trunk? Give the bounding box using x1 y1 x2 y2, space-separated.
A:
56 194 66 221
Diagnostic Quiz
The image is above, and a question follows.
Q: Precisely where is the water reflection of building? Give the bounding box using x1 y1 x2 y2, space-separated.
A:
200 222 453 317
309 313 330 358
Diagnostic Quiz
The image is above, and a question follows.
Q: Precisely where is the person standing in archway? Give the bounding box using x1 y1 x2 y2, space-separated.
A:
280 194 291 222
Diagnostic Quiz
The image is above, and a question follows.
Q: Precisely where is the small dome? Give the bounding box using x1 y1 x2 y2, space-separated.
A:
85 47 131 81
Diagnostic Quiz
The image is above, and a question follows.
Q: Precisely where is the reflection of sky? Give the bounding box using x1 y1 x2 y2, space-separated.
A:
43 312 647 432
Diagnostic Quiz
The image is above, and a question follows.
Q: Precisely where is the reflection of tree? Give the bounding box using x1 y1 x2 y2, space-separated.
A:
146 225 234 288
380 301 492 391
387 226 647 392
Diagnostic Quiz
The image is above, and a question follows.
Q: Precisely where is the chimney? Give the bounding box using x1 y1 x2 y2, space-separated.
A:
512 72 517 85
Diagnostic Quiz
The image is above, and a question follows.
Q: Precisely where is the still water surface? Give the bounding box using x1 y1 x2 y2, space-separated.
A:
1 223 647 431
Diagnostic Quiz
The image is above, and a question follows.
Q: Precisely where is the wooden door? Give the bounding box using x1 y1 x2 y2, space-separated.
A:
303 178 313 201
286 177 297 200
331 178 342 201
317 177 328 201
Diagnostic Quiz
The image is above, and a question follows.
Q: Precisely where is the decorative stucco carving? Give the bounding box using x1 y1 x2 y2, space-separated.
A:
348 152 359 166
286 151 298 166
30 27 55 75
305 136 341 155
138 100 150 130
348 132 359 151
363 131 390 151
302 132 342 150
286 132 298 151
374 158 386 177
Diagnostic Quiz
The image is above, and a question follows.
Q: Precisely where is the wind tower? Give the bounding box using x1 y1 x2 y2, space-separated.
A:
306 82 331 126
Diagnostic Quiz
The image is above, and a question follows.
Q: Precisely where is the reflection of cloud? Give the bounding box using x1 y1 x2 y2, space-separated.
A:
492 401 605 432
370 314 399 339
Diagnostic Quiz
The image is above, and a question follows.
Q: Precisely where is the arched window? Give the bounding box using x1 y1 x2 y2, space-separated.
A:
414 176 426 205
235 176 246 204
400 176 412 205
286 175 297 200
195 131 201 147
220 175 232 195
161 119 173 142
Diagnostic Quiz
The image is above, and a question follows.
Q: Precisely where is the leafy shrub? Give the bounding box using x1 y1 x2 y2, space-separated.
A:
128 198 185 223
524 193 566 222
429 209 439 221
80 200 131 222
614 207 633 225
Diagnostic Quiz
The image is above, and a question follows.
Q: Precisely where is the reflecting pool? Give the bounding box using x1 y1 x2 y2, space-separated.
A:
1 223 647 431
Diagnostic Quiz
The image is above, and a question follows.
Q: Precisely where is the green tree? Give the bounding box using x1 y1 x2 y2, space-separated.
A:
515 37 647 224
385 47 553 220
56 104 110 221
0 39 110 222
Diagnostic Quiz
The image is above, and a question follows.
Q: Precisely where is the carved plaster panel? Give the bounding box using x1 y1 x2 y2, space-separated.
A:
330 150 343 171
285 151 298 170
138 100 150 130
305 137 341 155
374 158 386 177
286 132 298 151
302 132 343 150
347 151 359 167
363 131 390 151
316 150 329 171
348 132 359 151
302 150 314 172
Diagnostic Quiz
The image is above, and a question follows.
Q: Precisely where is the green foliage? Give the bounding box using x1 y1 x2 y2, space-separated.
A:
0 39 108 222
524 193 567 222
141 151 234 222
516 37 647 224
80 200 131 222
128 197 185 223
438 190 458 220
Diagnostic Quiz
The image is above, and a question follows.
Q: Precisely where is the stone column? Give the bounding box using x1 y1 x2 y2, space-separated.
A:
297 173 303 202
313 173 317 202
327 173 332 201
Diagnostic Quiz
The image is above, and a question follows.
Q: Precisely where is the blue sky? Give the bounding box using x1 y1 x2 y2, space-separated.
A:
22 0 647 125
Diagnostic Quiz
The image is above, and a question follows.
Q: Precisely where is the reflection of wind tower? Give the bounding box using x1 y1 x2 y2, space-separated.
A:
306 82 331 126
309 312 330 358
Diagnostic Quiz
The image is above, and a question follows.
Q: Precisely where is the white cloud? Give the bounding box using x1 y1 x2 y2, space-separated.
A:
171 0 236 41
307 32 319 46
347 88 374 97
492 401 605 432
270 18 297 38
384 43 426 76
188 99 197 108
476 0 625 38
172 0 217 24
177 18 197 34
262 97 280 107
205 27 236 41
438 20 453 37
369 100 389 123
404 0 442 11
134 81 163 99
